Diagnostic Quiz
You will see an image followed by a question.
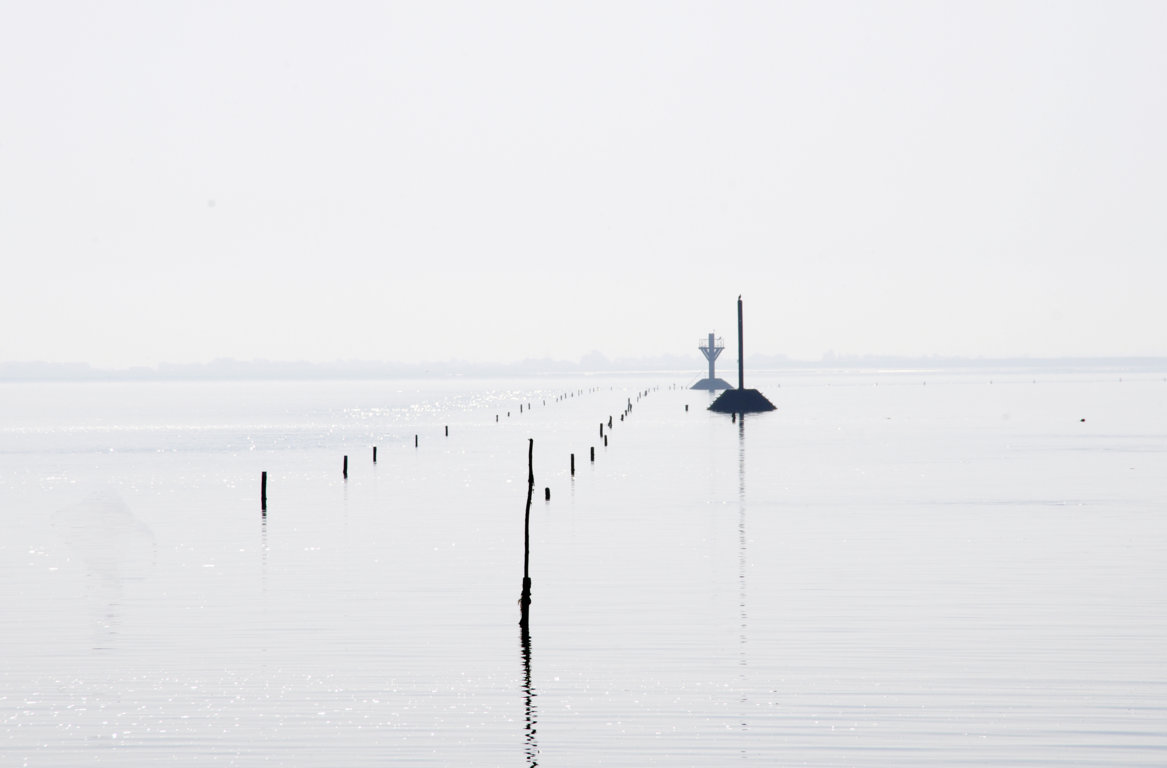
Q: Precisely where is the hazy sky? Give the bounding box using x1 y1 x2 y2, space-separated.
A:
2 2 1164 367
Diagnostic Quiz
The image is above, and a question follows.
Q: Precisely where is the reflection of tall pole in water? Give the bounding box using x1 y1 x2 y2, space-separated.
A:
737 416 749 751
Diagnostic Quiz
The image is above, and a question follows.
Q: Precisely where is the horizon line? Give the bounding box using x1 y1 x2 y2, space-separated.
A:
3 353 1166 382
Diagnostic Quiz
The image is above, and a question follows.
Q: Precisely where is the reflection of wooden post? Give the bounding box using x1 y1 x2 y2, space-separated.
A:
520 611 537 765
520 438 534 628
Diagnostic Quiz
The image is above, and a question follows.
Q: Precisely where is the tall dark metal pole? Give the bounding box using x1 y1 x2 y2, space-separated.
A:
737 295 744 390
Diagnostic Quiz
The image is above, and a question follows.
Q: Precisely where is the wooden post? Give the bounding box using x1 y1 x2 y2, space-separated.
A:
343 455 348 478
600 423 604 438
373 446 377 463
261 471 267 510
604 435 608 447
544 487 550 501
590 446 595 462
570 453 575 476
520 438 534 628
608 416 613 428
414 434 419 447
445 425 449 436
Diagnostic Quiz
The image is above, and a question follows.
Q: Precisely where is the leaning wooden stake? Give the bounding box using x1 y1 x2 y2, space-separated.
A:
520 438 534 628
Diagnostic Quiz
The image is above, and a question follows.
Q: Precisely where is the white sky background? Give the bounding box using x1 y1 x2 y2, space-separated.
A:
1 1 1164 368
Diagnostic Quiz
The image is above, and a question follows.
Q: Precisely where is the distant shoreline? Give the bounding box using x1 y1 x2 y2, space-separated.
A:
3 356 1165 382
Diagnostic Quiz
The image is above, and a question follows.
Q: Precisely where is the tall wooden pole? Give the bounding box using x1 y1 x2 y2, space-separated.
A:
520 438 534 628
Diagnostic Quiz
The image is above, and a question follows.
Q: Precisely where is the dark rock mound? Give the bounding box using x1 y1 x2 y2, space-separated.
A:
691 377 733 391
708 388 776 413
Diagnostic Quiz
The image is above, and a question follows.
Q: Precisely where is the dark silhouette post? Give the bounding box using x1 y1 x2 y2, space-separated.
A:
261 471 267 511
737 294 745 390
519 438 534 629
709 294 776 413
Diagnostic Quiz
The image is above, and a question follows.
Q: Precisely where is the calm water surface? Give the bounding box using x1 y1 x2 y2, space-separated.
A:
1 371 1164 766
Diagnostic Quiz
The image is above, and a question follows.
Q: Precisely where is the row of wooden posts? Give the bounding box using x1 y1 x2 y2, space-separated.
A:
254 381 662 634
258 386 655 512
520 386 654 626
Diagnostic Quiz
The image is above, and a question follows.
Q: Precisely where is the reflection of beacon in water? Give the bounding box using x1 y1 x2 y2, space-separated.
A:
691 333 732 391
